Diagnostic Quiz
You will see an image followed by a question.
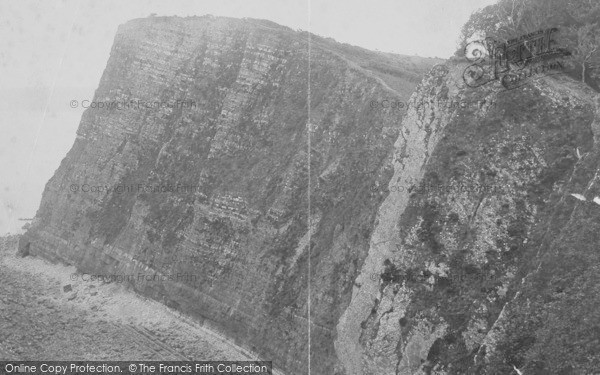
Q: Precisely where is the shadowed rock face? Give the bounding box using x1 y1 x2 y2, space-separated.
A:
336 59 600 374
19 16 439 375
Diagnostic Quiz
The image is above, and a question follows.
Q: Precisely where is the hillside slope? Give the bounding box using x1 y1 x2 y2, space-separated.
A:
336 58 600 374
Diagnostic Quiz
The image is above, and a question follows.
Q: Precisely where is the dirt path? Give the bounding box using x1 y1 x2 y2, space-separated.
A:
0 235 283 374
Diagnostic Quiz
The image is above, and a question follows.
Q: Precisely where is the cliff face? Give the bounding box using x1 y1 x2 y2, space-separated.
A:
336 59 600 374
19 16 439 375
20 15 600 375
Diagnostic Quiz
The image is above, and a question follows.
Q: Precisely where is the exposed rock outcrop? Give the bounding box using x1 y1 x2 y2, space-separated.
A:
336 58 600 374
19 16 439 375
19 14 600 375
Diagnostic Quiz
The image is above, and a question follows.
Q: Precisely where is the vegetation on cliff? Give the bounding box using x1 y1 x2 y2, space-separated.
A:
459 0 600 89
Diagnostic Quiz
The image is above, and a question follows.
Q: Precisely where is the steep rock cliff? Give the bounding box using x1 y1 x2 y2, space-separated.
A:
336 58 600 374
19 16 439 375
20 15 598 375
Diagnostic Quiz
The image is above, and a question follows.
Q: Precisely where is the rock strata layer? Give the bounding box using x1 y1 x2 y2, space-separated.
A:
19 16 438 375
20 15 600 375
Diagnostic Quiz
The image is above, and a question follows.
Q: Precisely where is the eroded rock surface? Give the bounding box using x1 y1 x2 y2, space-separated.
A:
18 15 600 375
19 16 439 375
337 60 600 374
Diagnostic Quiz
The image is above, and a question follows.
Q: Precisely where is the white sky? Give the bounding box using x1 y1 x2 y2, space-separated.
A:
0 0 496 234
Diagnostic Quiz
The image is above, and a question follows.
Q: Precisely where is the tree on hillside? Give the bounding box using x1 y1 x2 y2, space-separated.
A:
566 23 600 82
458 0 565 49
458 0 600 89
561 1 600 83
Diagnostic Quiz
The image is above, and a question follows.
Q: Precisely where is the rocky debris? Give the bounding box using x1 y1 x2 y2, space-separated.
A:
0 235 272 365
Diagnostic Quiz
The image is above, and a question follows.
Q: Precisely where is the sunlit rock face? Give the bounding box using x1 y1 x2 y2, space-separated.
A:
19 16 439 375
336 59 600 374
